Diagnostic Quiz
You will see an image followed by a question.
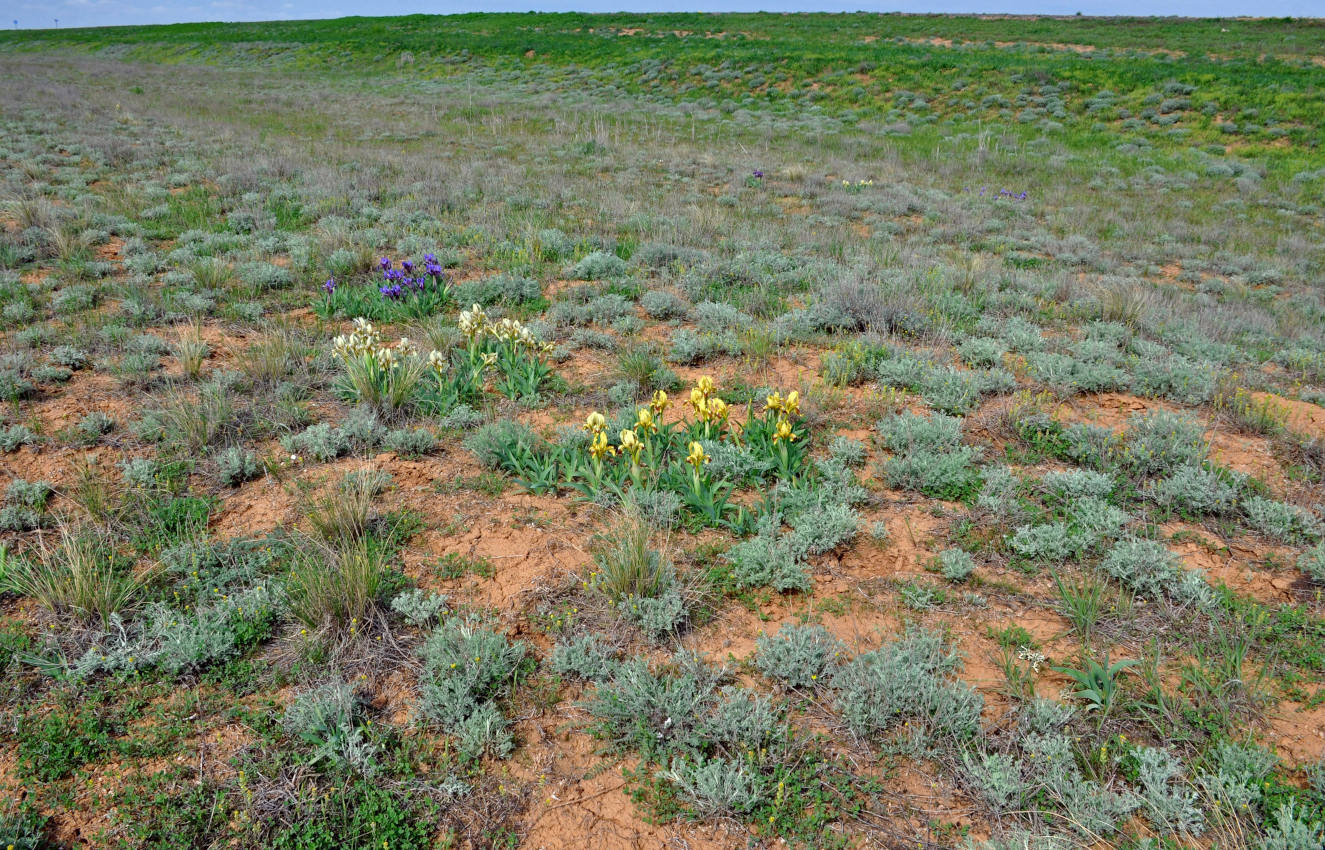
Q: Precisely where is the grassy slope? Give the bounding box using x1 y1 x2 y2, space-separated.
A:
3 13 1321 172
0 12 1324 850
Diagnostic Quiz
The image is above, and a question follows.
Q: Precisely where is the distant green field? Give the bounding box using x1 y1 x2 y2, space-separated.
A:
3 13 1322 160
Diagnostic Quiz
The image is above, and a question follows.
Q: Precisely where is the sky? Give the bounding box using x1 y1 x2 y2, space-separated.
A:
4 0 1321 32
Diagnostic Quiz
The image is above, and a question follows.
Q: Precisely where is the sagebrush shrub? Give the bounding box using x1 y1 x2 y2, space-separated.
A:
625 487 682 530
827 435 867 467
690 301 751 332
1022 732 1139 837
451 273 540 306
1134 746 1205 836
237 261 290 290
1061 422 1116 470
1120 410 1208 478
76 411 116 443
958 337 1008 368
724 519 810 593
833 628 982 748
383 427 436 457
1298 542 1325 582
283 423 350 463
885 446 981 501
1042 469 1115 500
665 755 765 816
214 446 260 487
0 479 50 531
788 500 858 556
977 465 1022 518
284 681 380 775
50 345 89 369
937 548 976 581
963 751 1027 813
755 623 844 688
417 614 526 760
1259 801 1325 850
1066 497 1131 550
1196 740 1275 815
550 633 618 681
6 478 51 510
389 588 448 627
878 411 981 499
877 411 963 453
1099 537 1211 606
71 582 282 678
567 250 628 280
466 420 543 469
1243 496 1323 544
639 289 688 319
668 327 718 365
1144 465 1238 515
585 652 724 758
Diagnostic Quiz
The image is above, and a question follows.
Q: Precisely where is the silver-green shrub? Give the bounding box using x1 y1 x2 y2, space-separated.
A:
755 623 845 688
833 628 982 748
550 633 618 682
1145 465 1238 514
938 548 976 581
1243 497 1323 544
283 681 380 775
416 615 526 761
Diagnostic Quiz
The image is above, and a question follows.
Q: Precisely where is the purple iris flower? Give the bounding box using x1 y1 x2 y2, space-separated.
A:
379 257 392 271
425 261 443 278
423 253 437 263
323 278 336 294
401 259 414 273
380 283 402 299
752 169 764 178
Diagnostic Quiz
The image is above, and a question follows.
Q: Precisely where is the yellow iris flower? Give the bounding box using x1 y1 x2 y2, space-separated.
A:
589 431 616 460
618 429 642 462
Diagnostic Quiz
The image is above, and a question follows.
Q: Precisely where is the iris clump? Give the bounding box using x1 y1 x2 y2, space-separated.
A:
316 253 451 321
